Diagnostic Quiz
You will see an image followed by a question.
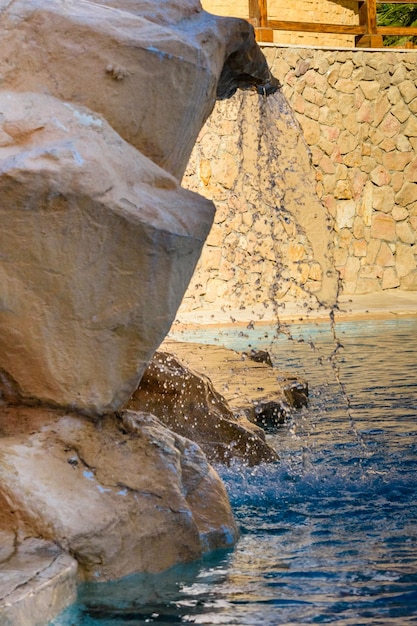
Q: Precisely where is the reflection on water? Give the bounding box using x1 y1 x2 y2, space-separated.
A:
52 318 417 625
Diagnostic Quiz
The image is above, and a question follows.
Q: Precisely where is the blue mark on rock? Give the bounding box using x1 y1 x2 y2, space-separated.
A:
97 484 111 494
72 149 84 166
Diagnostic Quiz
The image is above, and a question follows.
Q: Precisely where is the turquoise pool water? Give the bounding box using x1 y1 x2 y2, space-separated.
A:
52 317 417 625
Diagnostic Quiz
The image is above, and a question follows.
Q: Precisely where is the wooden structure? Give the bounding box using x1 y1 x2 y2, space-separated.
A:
248 0 417 47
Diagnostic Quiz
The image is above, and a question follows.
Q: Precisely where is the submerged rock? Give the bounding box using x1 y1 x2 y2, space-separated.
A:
251 400 287 430
161 340 308 422
0 406 238 582
246 349 274 367
128 341 308 461
0 538 77 626
128 351 279 464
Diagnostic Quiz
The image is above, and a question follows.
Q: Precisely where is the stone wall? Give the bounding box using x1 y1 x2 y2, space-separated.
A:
202 0 359 47
179 45 417 318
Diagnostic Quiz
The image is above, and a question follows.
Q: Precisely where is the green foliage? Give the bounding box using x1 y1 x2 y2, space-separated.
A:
377 3 417 46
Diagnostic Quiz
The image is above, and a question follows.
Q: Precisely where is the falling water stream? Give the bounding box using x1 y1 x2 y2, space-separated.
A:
51 92 417 625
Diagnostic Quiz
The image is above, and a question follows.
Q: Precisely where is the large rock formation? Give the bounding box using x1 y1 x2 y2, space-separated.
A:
0 0 278 415
0 0 280 606
0 90 216 415
0 0 277 180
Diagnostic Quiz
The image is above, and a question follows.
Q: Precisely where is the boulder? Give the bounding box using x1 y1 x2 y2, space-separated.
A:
0 406 238 581
128 351 279 464
0 0 278 179
0 91 214 415
0 0 280 608
0 0 279 416
161 340 308 420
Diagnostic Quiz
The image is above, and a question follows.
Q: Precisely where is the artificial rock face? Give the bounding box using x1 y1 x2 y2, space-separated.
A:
0 0 277 180
0 0 279 594
0 0 278 415
0 91 215 415
0 406 238 581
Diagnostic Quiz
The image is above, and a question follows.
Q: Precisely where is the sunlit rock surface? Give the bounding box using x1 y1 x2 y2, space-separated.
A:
0 91 214 415
0 0 277 179
0 0 278 416
0 406 238 582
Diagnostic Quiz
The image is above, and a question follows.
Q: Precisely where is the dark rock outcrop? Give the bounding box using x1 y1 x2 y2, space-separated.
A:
128 351 279 465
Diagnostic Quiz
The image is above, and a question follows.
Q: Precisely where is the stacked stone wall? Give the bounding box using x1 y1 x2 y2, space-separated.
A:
180 46 417 316
270 46 417 294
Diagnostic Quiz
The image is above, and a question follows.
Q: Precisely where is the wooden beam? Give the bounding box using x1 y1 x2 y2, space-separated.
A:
355 34 384 47
248 0 268 27
267 20 366 35
367 0 378 34
378 25 417 35
358 1 368 29
248 0 260 23
255 27 274 42
248 0 417 46
259 0 268 27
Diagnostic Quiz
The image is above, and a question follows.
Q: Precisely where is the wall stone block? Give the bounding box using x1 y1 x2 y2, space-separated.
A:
371 213 396 242
398 80 417 104
339 130 359 154
359 265 383 280
396 182 417 206
381 135 397 152
391 172 405 193
392 206 409 221
405 157 417 183
396 242 417 277
404 116 417 137
383 151 413 171
370 165 391 187
382 267 400 289
356 100 374 124
372 186 394 212
391 101 411 124
409 99 417 114
376 241 396 267
298 117 321 144
397 220 416 245
349 169 368 200
353 239 367 257
344 256 361 282
344 151 363 169
379 113 402 138
359 81 380 101
391 64 408 85
401 270 417 289
365 239 382 265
